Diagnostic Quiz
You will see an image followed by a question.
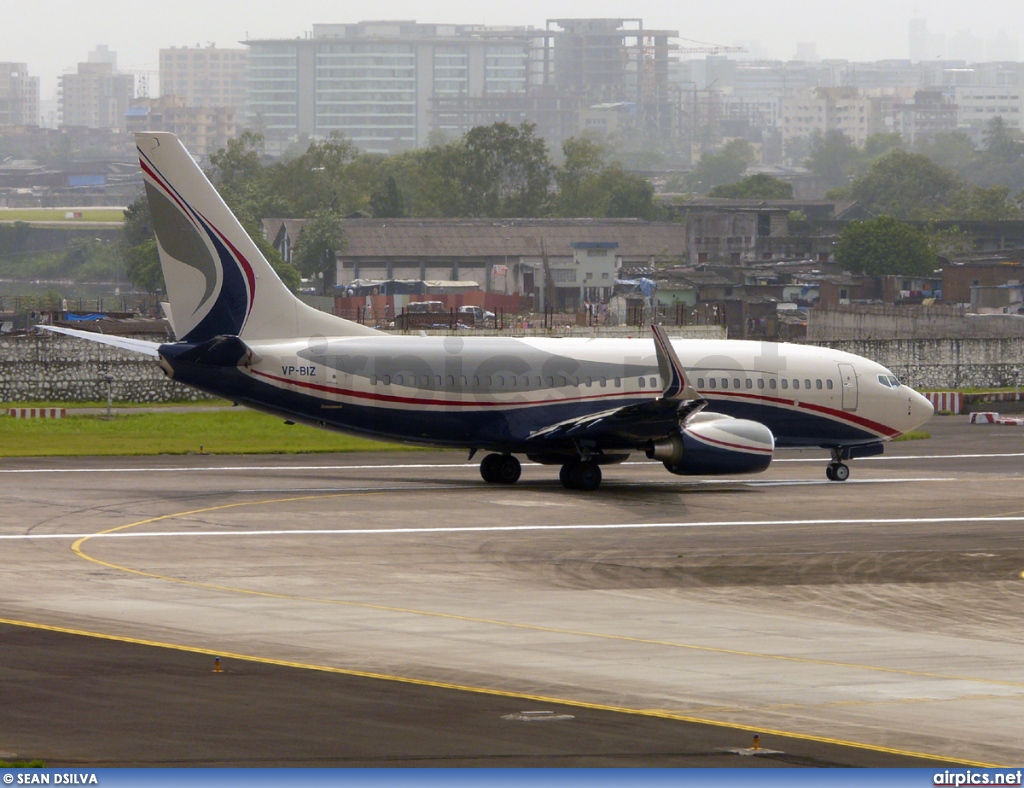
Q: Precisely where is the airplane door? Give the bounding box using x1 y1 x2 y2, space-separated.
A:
838 363 858 411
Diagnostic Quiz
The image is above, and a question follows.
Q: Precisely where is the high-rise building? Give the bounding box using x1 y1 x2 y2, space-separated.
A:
159 45 248 109
780 87 884 146
0 63 40 127
245 22 539 153
243 19 679 154
127 95 238 155
58 60 134 129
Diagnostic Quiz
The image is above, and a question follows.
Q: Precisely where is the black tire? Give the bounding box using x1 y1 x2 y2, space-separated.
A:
571 461 602 491
826 464 836 481
495 454 522 484
480 453 501 483
559 463 576 489
833 463 850 482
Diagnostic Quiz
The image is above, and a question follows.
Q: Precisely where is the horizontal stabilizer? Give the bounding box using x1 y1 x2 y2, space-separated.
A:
38 325 161 357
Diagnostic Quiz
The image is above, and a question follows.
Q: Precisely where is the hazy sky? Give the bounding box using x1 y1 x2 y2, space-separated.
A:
5 0 1022 99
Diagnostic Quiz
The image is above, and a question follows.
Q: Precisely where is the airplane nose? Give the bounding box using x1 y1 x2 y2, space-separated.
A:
908 390 934 428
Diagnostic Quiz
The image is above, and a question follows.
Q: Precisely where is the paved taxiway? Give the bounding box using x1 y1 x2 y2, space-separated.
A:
2 415 1023 766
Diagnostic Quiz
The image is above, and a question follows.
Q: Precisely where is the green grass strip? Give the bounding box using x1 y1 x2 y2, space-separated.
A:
0 409 418 457
0 208 124 222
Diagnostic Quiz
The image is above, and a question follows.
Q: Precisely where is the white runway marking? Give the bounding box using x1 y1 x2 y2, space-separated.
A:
2 511 1018 541
1 452 1021 474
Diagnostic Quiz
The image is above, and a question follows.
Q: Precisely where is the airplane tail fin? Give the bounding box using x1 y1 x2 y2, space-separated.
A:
135 132 378 343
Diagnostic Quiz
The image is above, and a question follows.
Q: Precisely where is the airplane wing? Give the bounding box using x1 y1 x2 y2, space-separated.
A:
526 324 705 445
38 325 162 358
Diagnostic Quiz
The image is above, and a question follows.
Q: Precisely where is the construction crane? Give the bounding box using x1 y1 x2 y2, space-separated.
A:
676 36 747 56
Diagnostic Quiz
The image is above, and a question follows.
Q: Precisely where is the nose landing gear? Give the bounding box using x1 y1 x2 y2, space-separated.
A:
825 462 850 482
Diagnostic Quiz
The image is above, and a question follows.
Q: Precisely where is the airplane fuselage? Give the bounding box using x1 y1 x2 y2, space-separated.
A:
159 335 933 454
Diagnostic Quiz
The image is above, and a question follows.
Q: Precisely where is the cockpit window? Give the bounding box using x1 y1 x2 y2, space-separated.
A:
877 374 902 388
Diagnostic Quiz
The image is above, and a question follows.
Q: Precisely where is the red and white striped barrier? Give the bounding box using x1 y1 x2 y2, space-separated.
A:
969 412 1024 425
8 408 66 419
924 392 962 414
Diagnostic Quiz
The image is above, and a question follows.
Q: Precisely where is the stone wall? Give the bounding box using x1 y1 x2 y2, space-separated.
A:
806 338 1024 390
3 331 1023 401
0 334 206 402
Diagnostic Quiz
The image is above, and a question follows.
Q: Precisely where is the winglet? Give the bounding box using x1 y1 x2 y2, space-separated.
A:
652 324 699 402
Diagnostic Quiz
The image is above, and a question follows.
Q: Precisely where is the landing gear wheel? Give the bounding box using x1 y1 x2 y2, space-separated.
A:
480 453 520 484
560 461 602 491
826 462 849 481
494 454 521 484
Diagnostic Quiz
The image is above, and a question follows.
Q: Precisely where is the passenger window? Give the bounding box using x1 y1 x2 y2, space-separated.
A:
534 376 542 387
650 377 657 388
558 376 567 387
793 379 799 390
697 377 705 388
434 375 441 388
511 375 519 387
816 379 823 390
769 379 777 389
615 377 621 388
804 379 811 389
709 378 717 389
721 378 728 389
473 375 481 387
546 376 554 387
745 379 753 389
639 377 646 388
394 373 404 385
496 375 505 387
600 377 607 387
485 376 493 387
382 375 391 386
447 375 455 387
781 379 788 390
586 377 593 387
573 376 580 386
757 378 765 389
733 378 740 389
827 379 834 390
370 375 378 385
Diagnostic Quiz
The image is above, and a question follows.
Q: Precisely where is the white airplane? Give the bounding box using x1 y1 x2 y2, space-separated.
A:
46 133 934 490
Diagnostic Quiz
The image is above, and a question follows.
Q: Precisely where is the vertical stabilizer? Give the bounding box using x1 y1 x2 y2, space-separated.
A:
136 132 378 342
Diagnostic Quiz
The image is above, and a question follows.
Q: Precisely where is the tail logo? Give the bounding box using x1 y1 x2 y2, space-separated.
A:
139 147 256 342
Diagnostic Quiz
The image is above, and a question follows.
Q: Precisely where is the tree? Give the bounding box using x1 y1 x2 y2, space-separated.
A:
600 166 660 219
457 121 551 217
269 134 367 216
835 216 937 277
291 209 345 295
805 131 861 192
839 150 963 220
684 139 755 194
709 173 793 200
122 196 163 293
369 175 406 218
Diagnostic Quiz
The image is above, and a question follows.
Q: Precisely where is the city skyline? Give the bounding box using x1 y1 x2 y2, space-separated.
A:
3 0 1021 101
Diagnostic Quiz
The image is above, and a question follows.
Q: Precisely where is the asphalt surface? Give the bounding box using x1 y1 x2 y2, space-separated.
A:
2 414 1023 767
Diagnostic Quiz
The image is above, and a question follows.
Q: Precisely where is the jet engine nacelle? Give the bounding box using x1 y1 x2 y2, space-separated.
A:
647 416 774 476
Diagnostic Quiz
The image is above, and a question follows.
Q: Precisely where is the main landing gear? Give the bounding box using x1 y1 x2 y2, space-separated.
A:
479 453 522 484
559 460 602 491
